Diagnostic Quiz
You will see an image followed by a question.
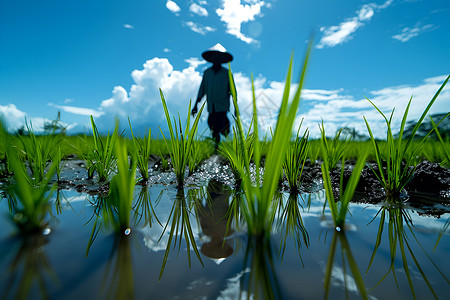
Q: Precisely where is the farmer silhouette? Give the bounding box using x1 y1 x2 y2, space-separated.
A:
191 43 236 148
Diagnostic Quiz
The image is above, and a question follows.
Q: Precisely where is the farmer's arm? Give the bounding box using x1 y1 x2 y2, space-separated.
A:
192 75 206 115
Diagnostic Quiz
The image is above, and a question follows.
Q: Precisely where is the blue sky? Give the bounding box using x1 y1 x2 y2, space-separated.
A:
1 0 449 138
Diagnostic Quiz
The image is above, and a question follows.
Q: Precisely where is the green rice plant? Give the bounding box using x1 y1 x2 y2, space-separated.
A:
6 143 57 234
419 140 444 164
0 118 12 177
159 91 205 188
159 152 170 171
366 206 447 299
84 115 119 182
108 139 137 233
363 75 449 198
307 139 321 164
18 119 61 184
430 116 450 167
158 189 204 280
51 147 63 182
324 231 368 300
219 124 254 189
223 42 312 238
321 143 367 230
128 118 152 182
85 141 137 256
188 139 214 175
319 122 350 170
283 123 309 193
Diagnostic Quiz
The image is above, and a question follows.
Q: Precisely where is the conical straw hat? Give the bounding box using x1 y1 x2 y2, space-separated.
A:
202 43 233 64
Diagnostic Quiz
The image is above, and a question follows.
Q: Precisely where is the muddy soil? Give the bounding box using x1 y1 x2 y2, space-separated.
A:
2 155 449 216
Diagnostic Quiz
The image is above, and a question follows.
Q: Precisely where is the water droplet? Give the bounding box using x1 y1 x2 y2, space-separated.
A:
43 227 51 235
335 226 341 232
124 228 131 235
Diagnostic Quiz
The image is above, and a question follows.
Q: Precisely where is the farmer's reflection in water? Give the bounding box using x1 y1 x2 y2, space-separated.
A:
192 43 236 150
199 180 234 261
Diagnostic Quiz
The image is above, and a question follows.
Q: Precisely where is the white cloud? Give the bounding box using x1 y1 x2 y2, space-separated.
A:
216 0 266 44
392 23 436 42
185 21 216 35
19 57 444 139
123 24 134 29
189 3 208 16
166 0 181 14
0 104 73 133
185 57 207 69
48 103 104 118
0 104 26 131
317 0 393 49
95 57 203 133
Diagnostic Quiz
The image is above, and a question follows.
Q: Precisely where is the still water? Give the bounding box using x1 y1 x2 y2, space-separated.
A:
0 182 449 299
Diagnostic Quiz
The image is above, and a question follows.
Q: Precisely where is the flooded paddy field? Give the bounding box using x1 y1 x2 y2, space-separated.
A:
0 156 448 300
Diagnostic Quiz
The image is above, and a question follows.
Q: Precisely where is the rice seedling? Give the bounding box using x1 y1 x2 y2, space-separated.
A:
365 205 447 299
85 139 137 253
128 118 152 182
188 139 214 175
363 75 449 198
307 139 321 165
158 189 204 280
108 139 137 233
321 141 367 230
83 115 119 182
0 118 12 177
223 40 312 238
324 231 368 300
51 147 63 182
159 90 205 188
430 116 450 167
319 122 350 171
219 124 254 189
17 119 61 184
283 123 309 193
6 145 57 234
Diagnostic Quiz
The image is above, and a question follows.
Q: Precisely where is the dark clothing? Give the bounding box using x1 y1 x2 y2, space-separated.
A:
208 111 230 143
196 64 236 145
197 66 232 113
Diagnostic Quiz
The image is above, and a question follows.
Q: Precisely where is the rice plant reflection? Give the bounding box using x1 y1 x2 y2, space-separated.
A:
239 235 283 300
158 188 204 280
100 234 134 300
366 204 449 299
274 192 310 263
1 234 56 300
132 186 162 228
324 230 368 300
